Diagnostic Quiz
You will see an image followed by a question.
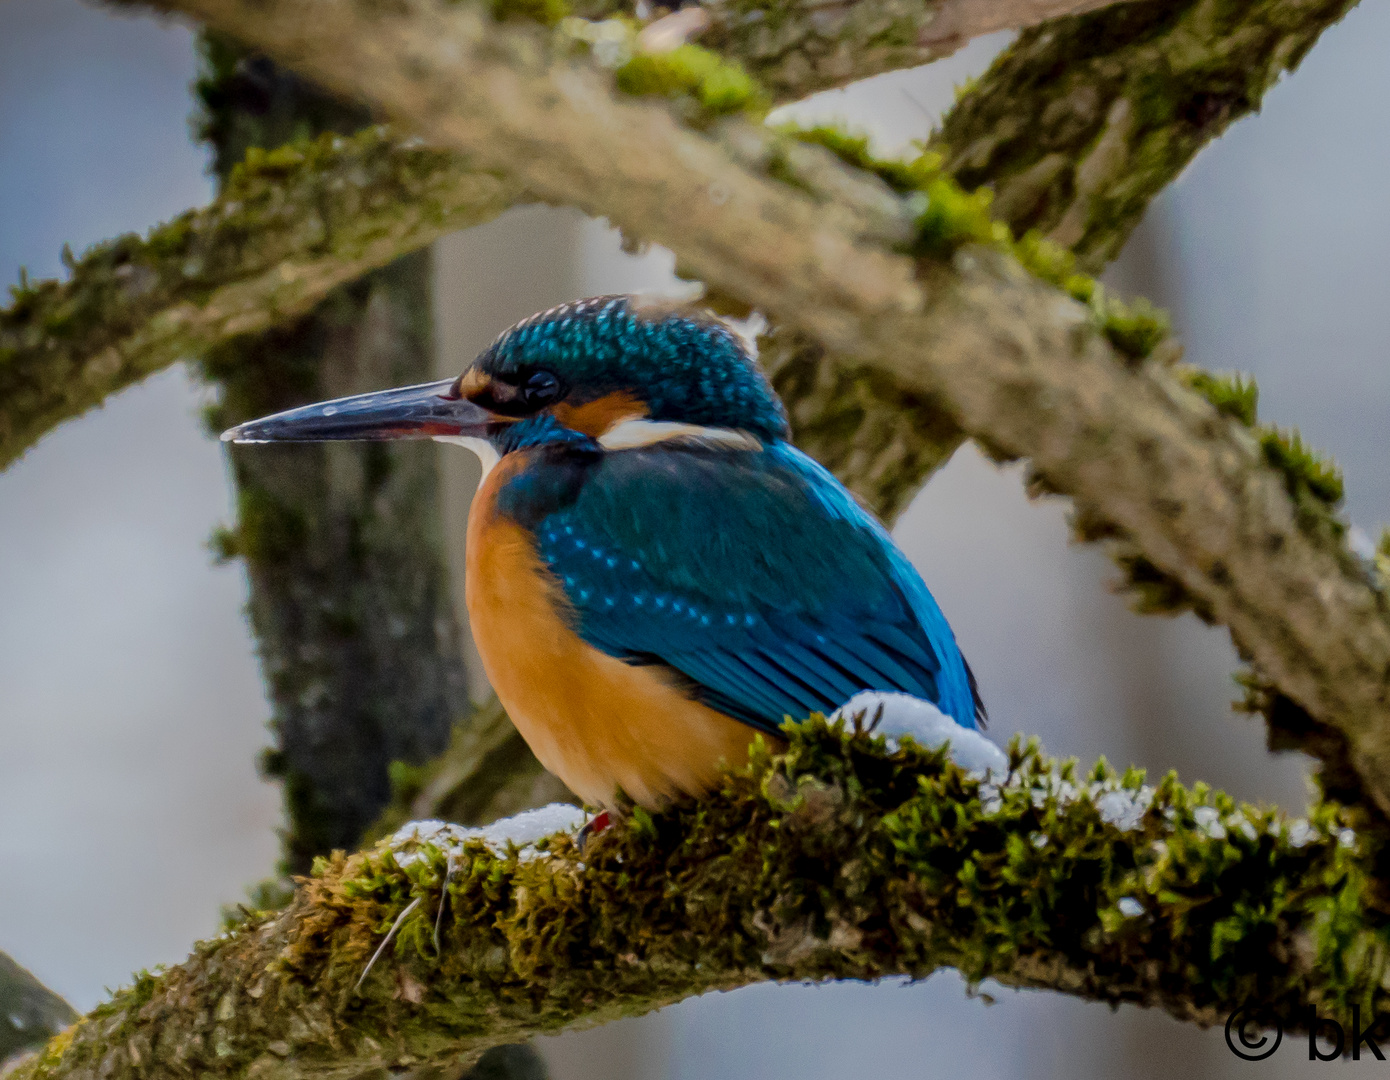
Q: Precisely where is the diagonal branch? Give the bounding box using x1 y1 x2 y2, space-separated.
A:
4 0 1072 481
587 0 1140 100
0 130 522 471
3 0 1336 513
6 726 1383 1080
932 0 1360 272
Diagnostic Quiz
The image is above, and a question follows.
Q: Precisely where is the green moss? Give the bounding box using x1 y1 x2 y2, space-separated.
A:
1260 426 1344 508
783 125 943 192
1112 551 1212 619
193 32 368 183
220 875 297 932
1096 294 1170 361
908 180 1011 257
330 718 1379 1026
1182 369 1259 427
224 484 309 565
388 759 431 808
783 122 1172 364
1173 370 1344 537
1375 529 1390 589
207 524 240 565
616 45 766 117
489 0 571 26
1011 229 1079 289
16 719 1390 1079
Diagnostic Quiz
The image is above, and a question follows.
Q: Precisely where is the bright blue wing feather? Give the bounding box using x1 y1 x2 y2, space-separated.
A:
525 441 978 734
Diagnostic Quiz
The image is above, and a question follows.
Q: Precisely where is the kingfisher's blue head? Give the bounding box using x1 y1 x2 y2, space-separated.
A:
221 296 790 451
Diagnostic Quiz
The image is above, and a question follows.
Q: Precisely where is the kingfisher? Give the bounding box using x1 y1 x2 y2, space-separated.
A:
224 295 985 809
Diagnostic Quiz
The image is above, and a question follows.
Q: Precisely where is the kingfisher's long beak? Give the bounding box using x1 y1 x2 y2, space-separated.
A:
220 378 492 444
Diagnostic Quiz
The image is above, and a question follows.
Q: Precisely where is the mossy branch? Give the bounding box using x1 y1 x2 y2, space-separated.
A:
0 129 522 470
931 0 1360 272
580 0 1138 101
4 0 1292 514
0 0 1003 488
856 0 1363 504
9 721 1388 1080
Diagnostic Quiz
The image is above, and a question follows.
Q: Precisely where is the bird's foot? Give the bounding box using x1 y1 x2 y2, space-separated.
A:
576 809 613 854
829 691 1008 777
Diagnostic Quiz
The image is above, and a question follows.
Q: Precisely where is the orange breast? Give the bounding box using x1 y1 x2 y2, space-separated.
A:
464 452 762 808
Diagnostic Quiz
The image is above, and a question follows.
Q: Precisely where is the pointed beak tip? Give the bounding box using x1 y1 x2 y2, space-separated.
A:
220 425 264 444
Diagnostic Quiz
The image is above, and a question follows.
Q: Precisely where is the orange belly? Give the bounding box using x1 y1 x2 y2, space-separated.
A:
464 454 762 808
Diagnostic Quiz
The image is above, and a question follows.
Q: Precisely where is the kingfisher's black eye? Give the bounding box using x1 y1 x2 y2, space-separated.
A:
522 370 562 407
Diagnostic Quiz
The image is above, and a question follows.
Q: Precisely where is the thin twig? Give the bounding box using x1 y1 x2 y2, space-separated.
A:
356 896 421 990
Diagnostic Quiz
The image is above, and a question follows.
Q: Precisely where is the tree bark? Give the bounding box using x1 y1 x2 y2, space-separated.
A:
932 0 1359 272
197 42 555 1079
8 0 1348 519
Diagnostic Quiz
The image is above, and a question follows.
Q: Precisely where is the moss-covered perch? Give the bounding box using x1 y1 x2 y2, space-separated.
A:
10 721 1385 1080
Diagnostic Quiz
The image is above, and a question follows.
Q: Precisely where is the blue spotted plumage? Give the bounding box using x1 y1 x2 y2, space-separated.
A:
224 294 984 805
500 437 978 733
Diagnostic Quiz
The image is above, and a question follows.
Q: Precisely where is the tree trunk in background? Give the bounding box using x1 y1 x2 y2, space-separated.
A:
193 38 551 1080
193 33 472 871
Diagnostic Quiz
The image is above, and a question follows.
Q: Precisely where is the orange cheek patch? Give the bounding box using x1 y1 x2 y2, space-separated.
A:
552 392 647 437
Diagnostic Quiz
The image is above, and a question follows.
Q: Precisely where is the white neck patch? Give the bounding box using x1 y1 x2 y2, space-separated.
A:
598 418 761 452
434 435 501 477
433 421 759 475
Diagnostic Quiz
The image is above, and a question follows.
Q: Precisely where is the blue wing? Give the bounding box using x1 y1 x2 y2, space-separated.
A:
525 441 982 735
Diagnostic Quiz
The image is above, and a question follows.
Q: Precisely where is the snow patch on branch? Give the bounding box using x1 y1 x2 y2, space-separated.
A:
830 691 1009 776
1095 786 1154 832
390 803 588 867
